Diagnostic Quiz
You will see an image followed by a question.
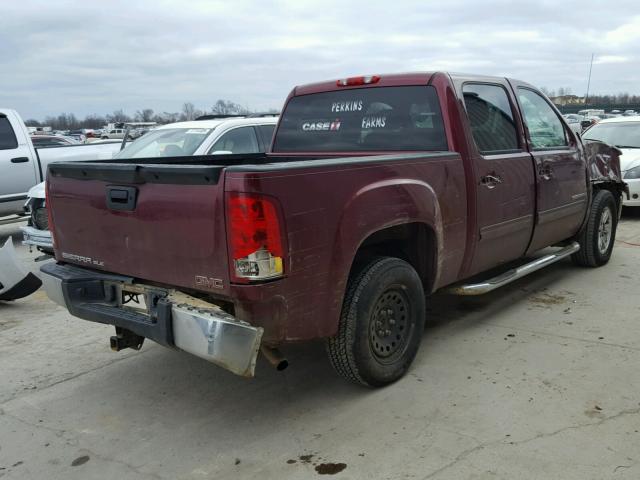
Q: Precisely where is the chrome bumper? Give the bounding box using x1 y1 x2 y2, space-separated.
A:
171 303 263 377
21 225 53 250
40 264 263 377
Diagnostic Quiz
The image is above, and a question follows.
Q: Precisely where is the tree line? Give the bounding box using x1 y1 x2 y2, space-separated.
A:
540 87 640 105
24 100 280 130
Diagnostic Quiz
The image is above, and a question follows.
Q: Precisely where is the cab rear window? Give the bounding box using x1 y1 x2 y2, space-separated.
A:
273 86 447 152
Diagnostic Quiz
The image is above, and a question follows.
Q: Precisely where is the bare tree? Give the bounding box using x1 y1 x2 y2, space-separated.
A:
181 102 199 121
135 108 155 122
106 109 131 123
83 114 107 129
211 99 249 115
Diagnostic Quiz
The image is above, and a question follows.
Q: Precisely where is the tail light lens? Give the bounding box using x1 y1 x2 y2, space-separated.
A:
226 192 284 282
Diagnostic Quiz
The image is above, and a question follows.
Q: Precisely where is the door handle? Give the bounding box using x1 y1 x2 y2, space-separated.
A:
11 157 29 163
480 174 503 189
106 186 138 211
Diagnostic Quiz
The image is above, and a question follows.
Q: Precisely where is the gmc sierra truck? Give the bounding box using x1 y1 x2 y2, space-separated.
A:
40 73 625 387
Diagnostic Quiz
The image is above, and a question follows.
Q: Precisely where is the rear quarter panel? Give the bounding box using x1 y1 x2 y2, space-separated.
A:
225 153 466 343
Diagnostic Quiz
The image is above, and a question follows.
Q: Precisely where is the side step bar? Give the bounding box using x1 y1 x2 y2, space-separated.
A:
446 242 580 296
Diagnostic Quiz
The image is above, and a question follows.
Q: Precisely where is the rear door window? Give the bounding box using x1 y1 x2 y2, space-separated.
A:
209 127 259 154
273 86 447 152
0 116 19 150
463 84 519 154
257 124 276 150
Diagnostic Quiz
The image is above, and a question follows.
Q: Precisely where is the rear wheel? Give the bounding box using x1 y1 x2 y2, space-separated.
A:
572 190 618 267
326 257 425 387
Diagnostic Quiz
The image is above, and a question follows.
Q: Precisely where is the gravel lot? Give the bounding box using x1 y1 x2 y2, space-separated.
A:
1 213 640 480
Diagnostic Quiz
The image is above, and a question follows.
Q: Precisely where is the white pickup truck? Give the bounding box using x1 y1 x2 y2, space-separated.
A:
0 108 123 301
0 108 124 218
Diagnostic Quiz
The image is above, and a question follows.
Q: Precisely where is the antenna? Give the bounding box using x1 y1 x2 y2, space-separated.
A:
585 53 594 105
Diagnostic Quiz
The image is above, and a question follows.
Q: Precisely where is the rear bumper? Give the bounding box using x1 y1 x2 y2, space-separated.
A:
40 263 264 377
21 225 54 251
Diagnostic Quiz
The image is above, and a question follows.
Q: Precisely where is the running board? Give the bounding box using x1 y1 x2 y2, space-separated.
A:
445 242 580 296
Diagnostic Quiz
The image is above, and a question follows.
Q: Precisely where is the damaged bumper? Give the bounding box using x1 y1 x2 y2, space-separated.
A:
40 262 263 377
0 238 42 301
21 225 54 251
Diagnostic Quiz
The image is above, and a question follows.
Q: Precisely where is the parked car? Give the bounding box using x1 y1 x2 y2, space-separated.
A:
30 135 79 147
40 73 625 386
562 114 583 134
0 109 124 218
623 110 637 116
0 108 124 300
22 115 278 254
583 116 640 206
67 130 87 143
101 128 133 140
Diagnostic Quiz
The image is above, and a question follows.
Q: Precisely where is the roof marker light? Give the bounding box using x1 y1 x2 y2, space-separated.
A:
337 75 381 87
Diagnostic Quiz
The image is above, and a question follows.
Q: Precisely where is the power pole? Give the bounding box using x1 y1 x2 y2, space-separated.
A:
585 53 594 105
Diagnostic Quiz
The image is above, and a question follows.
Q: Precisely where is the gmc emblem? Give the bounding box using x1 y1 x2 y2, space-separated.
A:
195 276 224 290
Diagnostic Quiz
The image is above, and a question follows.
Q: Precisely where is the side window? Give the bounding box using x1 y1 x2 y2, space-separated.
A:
463 84 519 154
0 117 19 150
517 88 568 149
258 124 276 150
209 127 259 154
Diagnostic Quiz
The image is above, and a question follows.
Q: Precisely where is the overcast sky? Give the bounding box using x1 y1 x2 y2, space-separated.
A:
1 0 639 120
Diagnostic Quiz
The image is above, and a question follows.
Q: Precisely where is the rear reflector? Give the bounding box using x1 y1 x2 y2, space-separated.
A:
226 193 284 282
337 75 381 87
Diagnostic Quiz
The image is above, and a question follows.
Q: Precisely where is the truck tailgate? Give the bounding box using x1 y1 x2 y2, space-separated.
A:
47 162 230 294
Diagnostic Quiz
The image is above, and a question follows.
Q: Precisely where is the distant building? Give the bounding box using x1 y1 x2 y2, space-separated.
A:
550 95 585 106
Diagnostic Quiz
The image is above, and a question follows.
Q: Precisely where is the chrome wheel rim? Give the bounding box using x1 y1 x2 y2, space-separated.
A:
598 206 613 255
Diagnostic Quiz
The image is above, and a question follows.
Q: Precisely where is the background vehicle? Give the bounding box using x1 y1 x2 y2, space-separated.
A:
623 110 637 116
101 128 130 139
41 73 625 387
563 113 583 134
22 114 278 253
30 135 79 147
0 108 124 218
583 116 640 206
67 130 87 143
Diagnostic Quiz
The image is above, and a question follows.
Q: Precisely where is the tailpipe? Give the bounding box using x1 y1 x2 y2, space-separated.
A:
261 346 288 371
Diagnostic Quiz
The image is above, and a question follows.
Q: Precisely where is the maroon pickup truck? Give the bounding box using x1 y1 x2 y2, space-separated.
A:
41 72 625 387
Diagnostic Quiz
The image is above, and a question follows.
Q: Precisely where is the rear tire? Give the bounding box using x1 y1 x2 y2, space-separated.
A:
572 190 618 267
326 257 425 387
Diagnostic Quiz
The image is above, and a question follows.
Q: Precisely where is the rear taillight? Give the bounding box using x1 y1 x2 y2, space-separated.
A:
226 193 284 282
337 75 380 87
45 180 57 249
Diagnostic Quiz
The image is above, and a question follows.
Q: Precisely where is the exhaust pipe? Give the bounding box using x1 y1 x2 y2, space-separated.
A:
261 346 288 371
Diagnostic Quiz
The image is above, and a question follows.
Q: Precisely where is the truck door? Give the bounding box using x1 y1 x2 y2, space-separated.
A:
509 84 588 252
460 82 537 275
0 113 37 215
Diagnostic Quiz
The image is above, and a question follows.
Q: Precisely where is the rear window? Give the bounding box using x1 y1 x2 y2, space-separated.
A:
273 86 447 152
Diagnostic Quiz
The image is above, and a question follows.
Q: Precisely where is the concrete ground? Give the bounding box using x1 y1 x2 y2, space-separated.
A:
1 214 640 480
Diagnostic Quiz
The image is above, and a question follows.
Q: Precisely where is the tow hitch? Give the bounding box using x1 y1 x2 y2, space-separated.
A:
110 326 145 351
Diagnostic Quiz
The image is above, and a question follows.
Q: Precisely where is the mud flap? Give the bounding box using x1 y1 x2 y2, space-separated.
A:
0 238 42 301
